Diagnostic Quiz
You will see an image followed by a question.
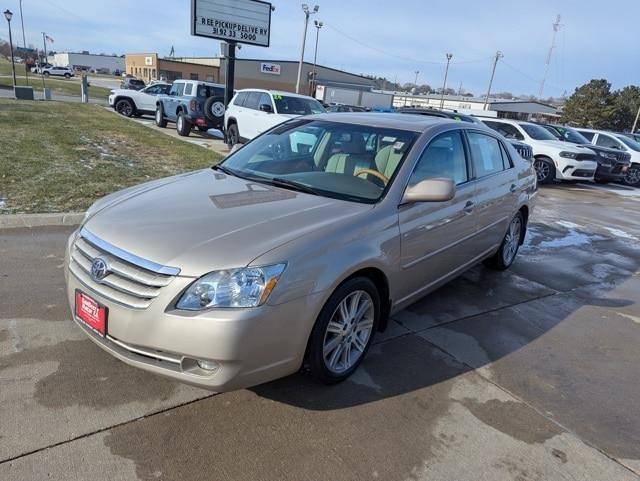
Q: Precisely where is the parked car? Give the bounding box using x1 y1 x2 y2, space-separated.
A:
224 89 326 145
120 77 146 91
31 62 52 73
155 80 225 136
397 108 533 160
326 104 368 112
621 132 640 143
538 124 631 184
41 66 74 79
481 118 597 184
65 113 536 390
109 83 171 117
575 129 640 187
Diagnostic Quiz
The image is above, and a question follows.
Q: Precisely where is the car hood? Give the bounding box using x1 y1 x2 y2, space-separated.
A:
83 169 370 277
534 139 591 152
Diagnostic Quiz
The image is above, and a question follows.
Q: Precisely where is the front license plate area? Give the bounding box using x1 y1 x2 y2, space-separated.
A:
75 290 107 337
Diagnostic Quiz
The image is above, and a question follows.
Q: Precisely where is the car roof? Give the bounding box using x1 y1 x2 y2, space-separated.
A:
237 88 316 99
174 79 224 88
302 112 484 133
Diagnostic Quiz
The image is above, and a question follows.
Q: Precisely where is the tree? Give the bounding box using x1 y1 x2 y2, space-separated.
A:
561 79 616 128
611 86 640 132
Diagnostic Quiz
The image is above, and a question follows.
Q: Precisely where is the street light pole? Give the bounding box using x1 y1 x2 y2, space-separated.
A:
413 70 419 88
295 4 318 94
19 0 26 47
18 0 29 84
4 10 17 93
483 51 503 111
440 53 453 109
311 19 323 96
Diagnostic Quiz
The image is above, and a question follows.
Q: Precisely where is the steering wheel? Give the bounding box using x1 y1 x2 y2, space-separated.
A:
354 168 389 185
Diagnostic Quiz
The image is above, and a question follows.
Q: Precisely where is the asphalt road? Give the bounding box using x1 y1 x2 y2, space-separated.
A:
1 184 639 481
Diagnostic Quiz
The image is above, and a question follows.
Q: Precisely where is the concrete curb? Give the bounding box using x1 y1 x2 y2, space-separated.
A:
0 212 85 229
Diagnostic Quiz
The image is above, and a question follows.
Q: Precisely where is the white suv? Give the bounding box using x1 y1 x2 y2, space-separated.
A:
481 118 598 184
224 89 326 145
575 129 640 187
109 83 171 117
42 66 75 79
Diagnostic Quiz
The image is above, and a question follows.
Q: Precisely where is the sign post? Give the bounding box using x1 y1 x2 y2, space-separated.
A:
190 0 272 111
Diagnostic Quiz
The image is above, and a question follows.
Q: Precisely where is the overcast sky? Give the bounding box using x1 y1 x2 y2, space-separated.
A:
3 0 638 97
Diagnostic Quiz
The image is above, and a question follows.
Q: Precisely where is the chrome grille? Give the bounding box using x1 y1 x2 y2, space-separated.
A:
69 228 178 309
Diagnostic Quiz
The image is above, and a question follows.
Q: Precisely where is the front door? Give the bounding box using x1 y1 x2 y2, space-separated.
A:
398 129 479 304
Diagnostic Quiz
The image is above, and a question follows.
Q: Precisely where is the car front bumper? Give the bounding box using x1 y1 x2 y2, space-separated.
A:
555 160 598 180
64 231 324 391
595 161 629 181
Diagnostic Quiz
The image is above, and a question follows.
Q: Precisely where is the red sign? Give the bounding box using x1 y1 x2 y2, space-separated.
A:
75 291 107 337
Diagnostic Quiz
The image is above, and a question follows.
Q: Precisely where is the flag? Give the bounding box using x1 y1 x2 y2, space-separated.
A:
169 45 175 57
45 35 54 43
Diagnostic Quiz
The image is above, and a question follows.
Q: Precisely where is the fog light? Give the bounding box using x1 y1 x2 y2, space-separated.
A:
197 359 219 371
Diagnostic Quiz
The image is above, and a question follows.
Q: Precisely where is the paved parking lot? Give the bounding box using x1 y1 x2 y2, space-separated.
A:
1 183 639 481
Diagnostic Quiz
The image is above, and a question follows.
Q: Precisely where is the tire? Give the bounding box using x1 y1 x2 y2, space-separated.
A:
623 164 640 187
155 104 167 128
176 111 192 137
204 96 226 128
307 277 380 384
64 73 71 79
227 123 239 146
115 98 135 117
533 157 555 184
43 71 50 77
484 211 524 271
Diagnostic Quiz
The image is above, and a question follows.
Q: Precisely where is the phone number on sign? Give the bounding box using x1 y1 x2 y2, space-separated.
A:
211 27 257 42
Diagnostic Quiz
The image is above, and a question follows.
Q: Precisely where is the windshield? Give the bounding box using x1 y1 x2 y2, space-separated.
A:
552 126 590 144
219 119 418 203
520 123 558 141
616 135 640 151
273 95 326 115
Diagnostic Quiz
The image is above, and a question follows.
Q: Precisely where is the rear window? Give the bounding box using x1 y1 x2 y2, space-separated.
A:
131 80 145 86
196 85 224 98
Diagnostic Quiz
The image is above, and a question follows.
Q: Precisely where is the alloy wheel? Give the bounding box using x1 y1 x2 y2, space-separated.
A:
117 101 132 117
502 215 522 265
323 290 374 374
177 115 183 131
624 166 640 186
534 159 550 182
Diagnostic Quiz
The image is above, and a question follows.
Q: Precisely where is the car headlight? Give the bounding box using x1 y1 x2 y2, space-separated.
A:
176 264 286 310
559 151 577 159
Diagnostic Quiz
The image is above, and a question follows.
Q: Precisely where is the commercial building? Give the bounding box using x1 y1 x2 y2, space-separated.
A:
48 52 124 74
392 93 558 120
124 54 375 94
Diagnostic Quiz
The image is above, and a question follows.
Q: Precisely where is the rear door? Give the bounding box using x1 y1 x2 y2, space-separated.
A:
465 130 518 254
398 129 478 303
241 92 262 139
255 93 277 136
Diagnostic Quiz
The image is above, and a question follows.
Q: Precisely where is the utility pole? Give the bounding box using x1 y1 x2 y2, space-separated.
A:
632 103 640 134
40 32 48 91
483 51 503 110
18 0 29 84
539 14 562 98
296 4 318 94
311 19 323 96
440 53 453 109
413 70 419 88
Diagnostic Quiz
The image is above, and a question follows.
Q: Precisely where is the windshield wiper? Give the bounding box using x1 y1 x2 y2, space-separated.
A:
212 164 236 176
271 177 320 196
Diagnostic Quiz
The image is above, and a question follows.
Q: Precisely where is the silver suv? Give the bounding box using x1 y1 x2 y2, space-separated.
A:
65 114 536 391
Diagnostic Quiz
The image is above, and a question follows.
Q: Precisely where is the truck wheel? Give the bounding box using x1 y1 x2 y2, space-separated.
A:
115 99 135 117
155 104 167 128
176 111 192 137
204 96 225 129
227 123 239 146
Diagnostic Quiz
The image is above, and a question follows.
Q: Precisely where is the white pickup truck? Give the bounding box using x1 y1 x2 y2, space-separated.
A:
108 83 172 117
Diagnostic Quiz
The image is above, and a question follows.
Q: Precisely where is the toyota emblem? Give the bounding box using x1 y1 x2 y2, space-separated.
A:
90 257 110 283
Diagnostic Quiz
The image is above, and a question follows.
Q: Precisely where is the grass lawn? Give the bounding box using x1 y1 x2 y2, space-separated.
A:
0 60 111 98
0 99 223 214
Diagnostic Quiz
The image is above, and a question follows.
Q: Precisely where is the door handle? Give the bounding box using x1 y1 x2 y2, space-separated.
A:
510 184 517 193
463 201 475 214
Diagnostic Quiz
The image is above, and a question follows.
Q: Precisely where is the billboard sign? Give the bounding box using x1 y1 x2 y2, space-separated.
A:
191 0 272 47
260 62 281 75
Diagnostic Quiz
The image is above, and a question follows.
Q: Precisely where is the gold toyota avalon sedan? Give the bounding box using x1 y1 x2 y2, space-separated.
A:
65 113 536 391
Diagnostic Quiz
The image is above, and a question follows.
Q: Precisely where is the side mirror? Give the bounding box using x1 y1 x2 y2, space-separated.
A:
402 178 455 204
259 103 273 113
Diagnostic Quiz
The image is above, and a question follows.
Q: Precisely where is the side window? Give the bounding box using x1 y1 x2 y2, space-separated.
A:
258 93 272 110
409 131 468 187
596 134 623 150
169 83 184 96
184 83 193 96
467 132 506 178
234 92 248 106
579 131 595 141
244 92 261 110
497 123 524 141
499 142 513 169
144 86 159 94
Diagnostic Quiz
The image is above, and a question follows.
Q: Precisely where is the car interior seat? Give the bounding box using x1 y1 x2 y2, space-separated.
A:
324 133 374 176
